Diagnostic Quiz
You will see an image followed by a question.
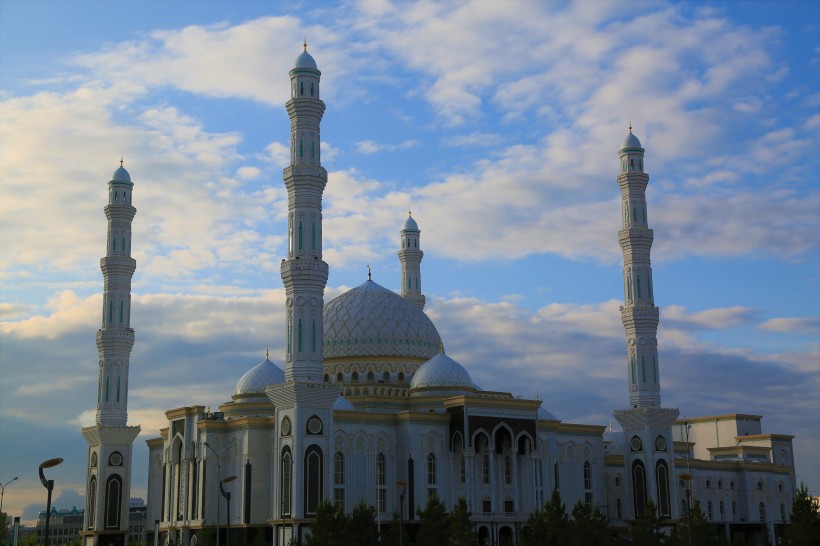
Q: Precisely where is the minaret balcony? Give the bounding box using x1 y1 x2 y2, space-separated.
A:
620 306 660 329
286 98 326 119
281 259 329 289
100 256 137 275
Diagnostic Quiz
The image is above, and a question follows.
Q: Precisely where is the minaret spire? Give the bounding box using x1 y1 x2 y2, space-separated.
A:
398 210 425 309
82 161 140 545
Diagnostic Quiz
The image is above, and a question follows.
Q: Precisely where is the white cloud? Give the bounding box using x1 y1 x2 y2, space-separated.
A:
759 317 820 334
355 139 419 154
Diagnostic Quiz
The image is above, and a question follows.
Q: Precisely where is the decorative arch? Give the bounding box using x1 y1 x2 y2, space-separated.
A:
88 475 97 529
304 445 323 515
451 431 464 451
104 474 123 529
492 423 514 453
281 446 292 516
656 459 671 517
632 460 647 517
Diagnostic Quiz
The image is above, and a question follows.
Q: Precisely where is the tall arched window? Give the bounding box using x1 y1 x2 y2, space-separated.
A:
758 502 766 522
377 453 386 514
637 275 642 298
116 376 120 403
504 455 511 484
105 376 109 403
641 356 647 383
616 498 623 520
583 461 593 508
707 500 713 520
655 460 670 517
281 447 292 516
632 461 647 517
298 318 303 352
311 140 315 158
312 319 316 352
554 461 560 491
333 451 345 509
427 452 437 498
631 356 636 384
298 221 303 250
304 446 323 515
88 476 97 528
312 222 316 250
299 139 304 157
104 474 122 529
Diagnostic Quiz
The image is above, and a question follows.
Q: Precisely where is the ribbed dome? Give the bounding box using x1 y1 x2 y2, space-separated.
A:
603 430 626 455
112 165 131 182
620 130 642 151
537 407 558 421
410 352 475 390
323 280 441 360
234 357 285 396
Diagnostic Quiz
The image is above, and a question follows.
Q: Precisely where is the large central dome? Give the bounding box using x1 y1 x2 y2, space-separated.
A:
323 280 441 360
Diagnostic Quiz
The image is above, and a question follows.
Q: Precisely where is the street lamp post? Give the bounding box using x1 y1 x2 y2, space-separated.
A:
39 458 63 546
396 481 407 546
219 476 237 546
1 476 18 513
681 420 693 546
203 442 222 546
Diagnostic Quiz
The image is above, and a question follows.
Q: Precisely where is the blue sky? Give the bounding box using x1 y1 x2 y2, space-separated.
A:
1 0 818 524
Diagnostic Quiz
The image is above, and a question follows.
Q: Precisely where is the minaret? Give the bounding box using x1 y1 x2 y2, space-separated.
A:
280 40 329 383
82 161 141 546
398 211 425 309
612 127 679 521
268 45 339 534
617 126 660 408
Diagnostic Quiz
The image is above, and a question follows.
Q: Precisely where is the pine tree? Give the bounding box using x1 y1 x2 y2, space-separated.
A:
305 500 347 546
668 501 728 546
629 499 667 546
521 490 569 546
416 493 449 545
382 511 402 546
449 497 479 546
568 499 610 545
347 500 378 546
786 482 820 546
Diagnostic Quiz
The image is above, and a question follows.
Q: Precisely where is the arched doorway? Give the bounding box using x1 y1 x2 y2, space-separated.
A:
478 526 490 545
498 525 514 546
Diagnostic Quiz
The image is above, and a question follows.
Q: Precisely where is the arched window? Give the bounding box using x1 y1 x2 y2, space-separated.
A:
706 480 712 489
398 372 404 382
627 275 632 302
554 461 560 491
312 319 316 352
351 372 358 382
632 461 647 517
105 376 109 403
312 222 316 250
637 275 642 298
633 207 637 222
653 357 658 382
109 301 113 324
367 371 374 381
382 371 389 381
116 376 120 403
281 448 292 516
304 446 323 515
427 453 436 495
656 460 670 517
583 461 593 508
460 453 466 484
333 451 345 509
641 356 647 383
299 139 303 157
616 498 622 520
122 237 126 253
287 317 292 353
707 500 713 520
336 372 343 382
481 446 490 484
88 476 97 528
298 221 303 250
324 374 330 382
732 501 737 516
757 481 764 491
377 452 386 514
631 356 636 384
104 474 122 529
758 502 766 522
300 81 304 95
113 237 117 251
720 501 725 519
781 503 786 522
730 480 736 490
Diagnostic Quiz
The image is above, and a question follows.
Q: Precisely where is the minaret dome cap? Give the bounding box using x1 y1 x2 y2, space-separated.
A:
402 213 419 231
620 126 643 151
294 40 318 70
112 165 131 182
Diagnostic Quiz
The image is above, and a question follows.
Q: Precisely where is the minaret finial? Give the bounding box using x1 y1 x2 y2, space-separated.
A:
628 121 632 134
609 418 613 432
303 37 307 52
367 264 371 281
120 155 123 167
266 346 269 360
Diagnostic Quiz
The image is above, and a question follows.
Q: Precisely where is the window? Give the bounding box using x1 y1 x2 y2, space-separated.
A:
641 356 647 383
482 450 490 484
759 502 766 522
631 356 636 384
460 453 465 484
706 480 712 489
655 460 672 518
707 500 713 520
281 448 292 516
367 371 374 381
88 476 97 528
632 461 647 517
336 372 343 382
377 453 386 485
504 456 512 484
554 462 560 491
398 372 404 382
583 461 593 508
482 498 491 514
718 479 723 490
730 480 736 491
427 453 437 489
781 503 786 522
116 377 120 403
757 481 764 491
504 498 514 514
720 501 725 520
383 371 389 381
333 452 344 510
304 446 322 515
298 318 303 352
616 498 622 520
732 501 737 516
104 475 122 529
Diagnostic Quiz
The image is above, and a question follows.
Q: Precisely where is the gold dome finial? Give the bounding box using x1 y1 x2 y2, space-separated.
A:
628 121 632 134
266 346 269 360
367 264 372 281
120 155 124 167
609 418 614 432
439 341 445 353
303 37 308 52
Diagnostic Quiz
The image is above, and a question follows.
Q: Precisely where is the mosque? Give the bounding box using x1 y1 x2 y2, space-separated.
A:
79 46 797 546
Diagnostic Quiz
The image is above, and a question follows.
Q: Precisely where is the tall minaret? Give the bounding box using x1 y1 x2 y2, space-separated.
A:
617 126 660 408
280 41 329 383
82 161 141 546
613 128 679 521
398 211 425 309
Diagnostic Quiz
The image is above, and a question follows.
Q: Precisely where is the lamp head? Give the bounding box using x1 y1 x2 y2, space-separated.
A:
221 475 238 485
39 458 63 488
40 458 63 470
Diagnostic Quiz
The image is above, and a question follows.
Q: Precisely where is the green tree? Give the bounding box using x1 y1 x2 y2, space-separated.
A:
347 500 378 546
19 534 37 546
668 501 728 546
415 493 449 545
630 499 667 546
786 482 820 546
568 500 610 545
305 500 348 546
521 490 569 546
251 527 269 546
196 522 218 546
449 497 479 546
381 511 402 546
0 513 8 546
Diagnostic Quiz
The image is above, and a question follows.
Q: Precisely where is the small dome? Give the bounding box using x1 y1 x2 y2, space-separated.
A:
234 356 285 396
410 352 475 390
403 214 419 232
295 50 318 70
620 129 642 151
603 430 626 455
112 165 131 182
332 395 355 410
537 407 558 421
